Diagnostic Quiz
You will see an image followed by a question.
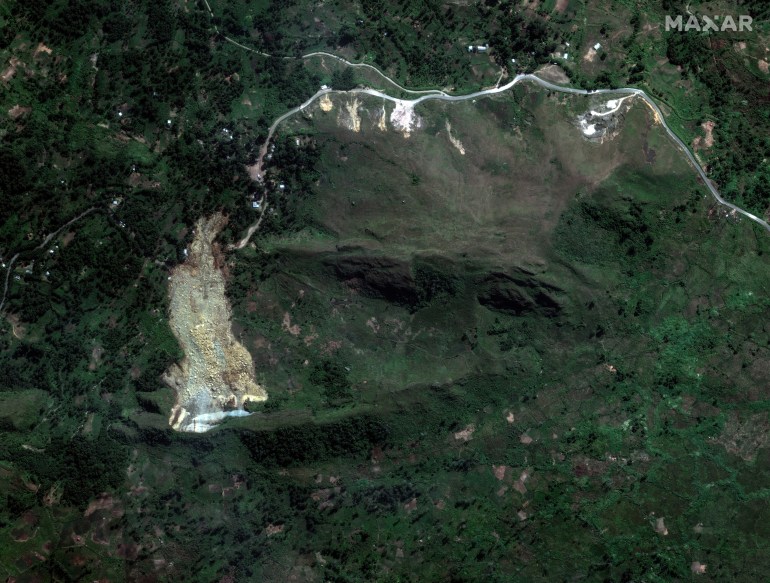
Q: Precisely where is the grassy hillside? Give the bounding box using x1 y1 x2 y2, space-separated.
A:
2 0 770 581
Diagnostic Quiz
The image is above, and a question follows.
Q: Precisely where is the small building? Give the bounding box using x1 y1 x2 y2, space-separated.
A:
476 45 488 52
252 201 260 209
593 42 602 50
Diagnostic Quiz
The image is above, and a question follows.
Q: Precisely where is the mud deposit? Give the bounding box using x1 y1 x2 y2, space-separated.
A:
164 214 267 432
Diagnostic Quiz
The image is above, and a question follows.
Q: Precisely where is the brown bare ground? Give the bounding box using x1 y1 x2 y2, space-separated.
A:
8 105 31 119
282 312 301 336
85 494 116 517
1 57 22 82
653 516 669 535
265 523 285 536
34 43 52 58
7 314 26 339
88 345 104 370
554 0 568 13
454 424 475 441
583 48 597 62
691 562 707 574
535 64 570 85
759 60 769 74
164 214 267 431
61 231 76 246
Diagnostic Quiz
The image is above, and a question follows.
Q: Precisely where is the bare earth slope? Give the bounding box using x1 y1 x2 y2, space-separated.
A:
164 214 267 432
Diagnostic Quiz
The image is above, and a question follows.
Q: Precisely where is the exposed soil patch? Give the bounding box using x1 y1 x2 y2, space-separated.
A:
535 64 570 85
34 43 52 58
390 100 422 137
759 60 769 74
7 314 26 339
453 424 475 442
338 98 362 132
319 94 333 112
8 105 31 120
583 48 597 63
693 120 715 151
61 231 76 246
1 57 21 83
282 312 301 336
84 494 116 517
377 106 387 131
513 470 530 494
246 162 261 181
88 345 104 370
445 120 466 155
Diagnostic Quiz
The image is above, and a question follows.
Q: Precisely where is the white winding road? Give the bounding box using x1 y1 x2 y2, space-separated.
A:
204 20 770 244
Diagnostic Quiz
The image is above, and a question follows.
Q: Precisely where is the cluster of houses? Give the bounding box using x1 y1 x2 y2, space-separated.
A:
467 38 606 65
552 41 603 62
249 182 285 212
